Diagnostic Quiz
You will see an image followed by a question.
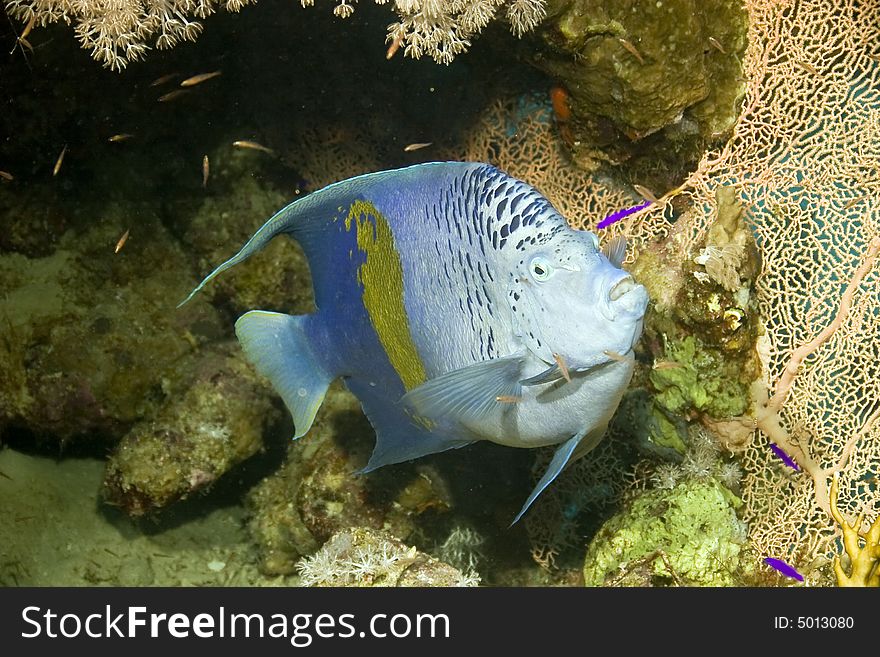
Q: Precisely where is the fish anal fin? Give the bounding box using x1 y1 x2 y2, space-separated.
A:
345 379 474 472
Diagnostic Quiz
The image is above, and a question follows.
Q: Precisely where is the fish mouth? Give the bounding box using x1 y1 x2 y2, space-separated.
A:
604 275 648 320
609 276 636 302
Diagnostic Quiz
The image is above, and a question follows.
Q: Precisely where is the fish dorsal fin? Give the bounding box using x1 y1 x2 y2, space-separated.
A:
401 354 526 427
235 311 332 438
178 162 481 307
602 235 628 268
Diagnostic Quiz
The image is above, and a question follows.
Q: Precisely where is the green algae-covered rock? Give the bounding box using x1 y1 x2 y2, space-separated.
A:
649 335 750 419
583 478 746 586
532 0 748 182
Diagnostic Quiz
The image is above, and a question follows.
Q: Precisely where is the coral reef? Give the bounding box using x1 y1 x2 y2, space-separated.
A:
296 526 478 586
435 524 485 576
830 474 880 588
383 0 546 64
624 186 762 457
102 342 280 515
582 477 748 586
245 383 453 575
4 0 548 69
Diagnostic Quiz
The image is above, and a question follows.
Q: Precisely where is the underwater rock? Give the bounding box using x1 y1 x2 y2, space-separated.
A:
174 156 314 317
102 342 279 515
582 478 747 586
296 527 478 587
0 207 224 443
531 0 748 184
246 384 451 576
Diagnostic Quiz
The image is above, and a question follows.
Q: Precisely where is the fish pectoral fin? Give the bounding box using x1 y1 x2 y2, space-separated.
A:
235 311 332 439
400 354 526 426
519 363 565 386
511 428 590 526
520 350 621 386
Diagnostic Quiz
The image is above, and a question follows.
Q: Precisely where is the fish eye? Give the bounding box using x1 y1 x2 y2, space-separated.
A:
529 256 553 282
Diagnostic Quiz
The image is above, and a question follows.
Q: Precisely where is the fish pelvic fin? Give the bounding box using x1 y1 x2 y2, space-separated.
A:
235 311 332 438
511 424 606 526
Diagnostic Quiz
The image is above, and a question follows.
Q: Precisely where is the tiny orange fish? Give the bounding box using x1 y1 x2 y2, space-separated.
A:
550 86 572 123
603 350 629 362
618 38 644 64
150 73 178 87
403 142 432 152
108 133 134 143
180 71 222 88
115 229 130 254
20 14 35 40
844 196 865 210
652 360 684 370
158 89 190 102
495 395 522 404
386 36 401 60
202 155 210 188
0 170 13 181
552 352 572 383
53 145 67 176
796 60 818 75
633 184 658 204
232 140 275 155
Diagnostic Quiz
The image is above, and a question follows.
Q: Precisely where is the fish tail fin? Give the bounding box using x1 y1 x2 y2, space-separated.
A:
235 310 332 438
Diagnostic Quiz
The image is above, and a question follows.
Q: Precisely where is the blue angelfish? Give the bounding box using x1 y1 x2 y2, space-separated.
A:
181 162 648 522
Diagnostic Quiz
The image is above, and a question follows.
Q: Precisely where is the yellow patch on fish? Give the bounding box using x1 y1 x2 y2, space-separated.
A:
345 200 426 391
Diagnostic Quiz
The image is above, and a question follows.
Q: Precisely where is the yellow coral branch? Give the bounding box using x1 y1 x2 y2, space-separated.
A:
829 473 880 587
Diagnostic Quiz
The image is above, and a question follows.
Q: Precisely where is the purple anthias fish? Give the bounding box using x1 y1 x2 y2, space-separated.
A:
181 162 648 523
764 557 804 581
769 442 800 470
597 200 652 230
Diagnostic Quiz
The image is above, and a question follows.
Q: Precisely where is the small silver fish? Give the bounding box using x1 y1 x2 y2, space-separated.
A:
180 71 222 87
232 140 274 155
